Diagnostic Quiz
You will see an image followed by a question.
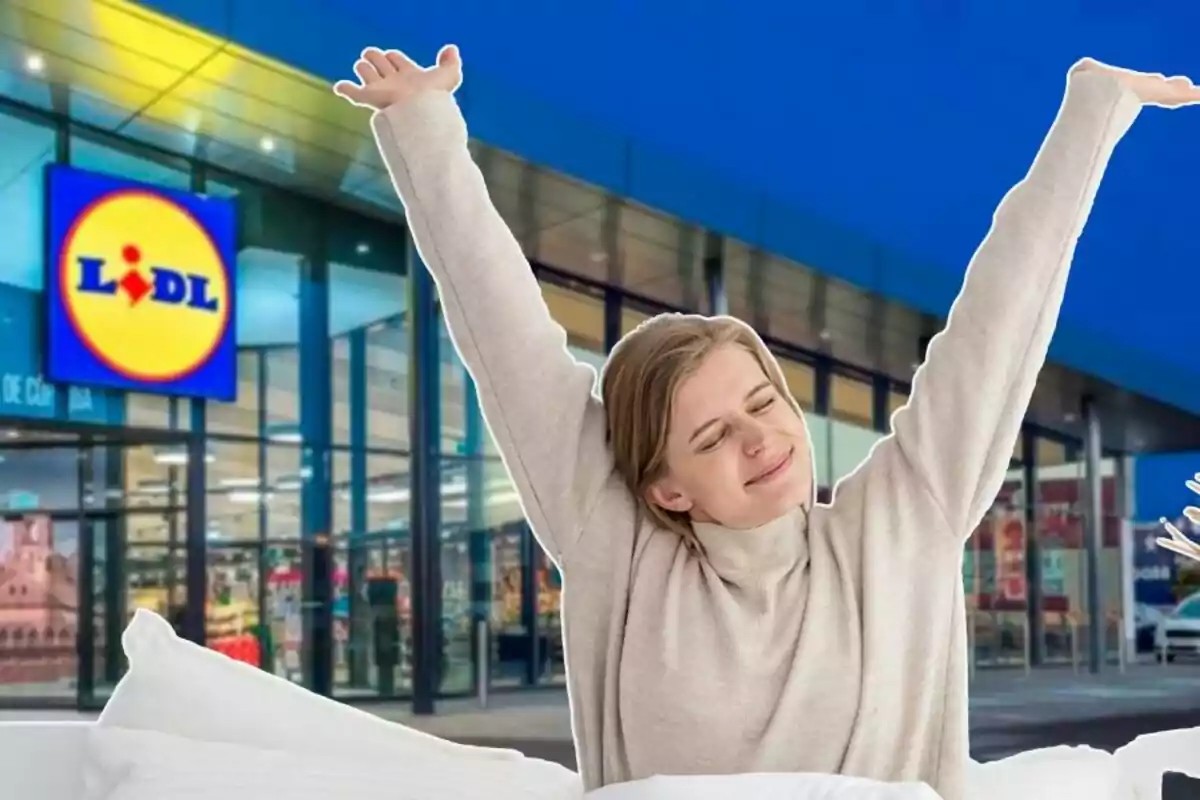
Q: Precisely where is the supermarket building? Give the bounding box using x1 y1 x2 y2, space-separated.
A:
1 0 1199 711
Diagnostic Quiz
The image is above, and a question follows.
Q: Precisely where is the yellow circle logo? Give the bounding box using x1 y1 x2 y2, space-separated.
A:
59 190 231 383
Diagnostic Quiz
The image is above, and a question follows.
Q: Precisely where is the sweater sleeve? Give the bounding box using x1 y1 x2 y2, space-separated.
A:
844 67 1142 542
369 90 613 568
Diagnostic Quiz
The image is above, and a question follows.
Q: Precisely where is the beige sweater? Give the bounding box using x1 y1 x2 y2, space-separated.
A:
371 69 1141 800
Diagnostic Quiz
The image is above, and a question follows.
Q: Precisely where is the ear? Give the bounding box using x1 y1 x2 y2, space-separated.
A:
645 478 693 514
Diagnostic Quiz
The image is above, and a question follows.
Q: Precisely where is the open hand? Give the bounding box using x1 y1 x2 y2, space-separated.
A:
333 45 462 111
1156 474 1200 561
1073 57 1200 108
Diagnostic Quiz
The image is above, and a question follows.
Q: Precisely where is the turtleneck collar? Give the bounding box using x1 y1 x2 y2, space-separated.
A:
691 503 810 586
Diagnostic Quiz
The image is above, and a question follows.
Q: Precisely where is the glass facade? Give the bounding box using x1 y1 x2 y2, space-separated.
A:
0 61 1136 712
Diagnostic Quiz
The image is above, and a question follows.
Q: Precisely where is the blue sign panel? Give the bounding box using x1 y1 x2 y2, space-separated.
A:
1133 522 1179 607
44 164 237 402
0 282 119 425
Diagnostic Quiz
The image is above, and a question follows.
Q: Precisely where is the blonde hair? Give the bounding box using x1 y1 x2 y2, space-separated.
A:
599 313 803 552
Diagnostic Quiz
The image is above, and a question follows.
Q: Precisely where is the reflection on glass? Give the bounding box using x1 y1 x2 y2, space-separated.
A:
119 442 194 514
265 445 303 541
829 420 882 485
206 547 264 671
345 534 413 698
0 112 55 292
776 357 815 411
264 545 305 681
332 447 412 698
538 547 565 685
105 536 186 699
208 351 262 437
967 475 1030 669
541 280 605 352
125 543 181 621
71 136 190 191
620 209 703 310
830 373 872 428
206 439 261 543
328 216 409 448
265 348 301 428
0 514 78 699
490 523 525 687
125 393 193 431
0 446 78 512
441 315 466 449
440 524 471 694
621 307 652 338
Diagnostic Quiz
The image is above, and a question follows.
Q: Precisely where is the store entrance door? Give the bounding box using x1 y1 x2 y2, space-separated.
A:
0 423 192 710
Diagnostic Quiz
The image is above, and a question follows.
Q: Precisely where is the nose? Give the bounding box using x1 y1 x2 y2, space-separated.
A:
740 419 767 455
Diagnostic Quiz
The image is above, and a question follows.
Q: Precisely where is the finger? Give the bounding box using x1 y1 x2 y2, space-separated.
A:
332 80 367 104
1156 532 1200 554
1156 538 1200 560
385 49 418 72
1186 506 1200 526
432 44 463 91
1188 478 1200 495
354 60 380 84
1159 518 1193 545
437 44 460 68
361 47 395 77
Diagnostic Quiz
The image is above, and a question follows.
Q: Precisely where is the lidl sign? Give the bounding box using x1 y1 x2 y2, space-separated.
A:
44 165 237 402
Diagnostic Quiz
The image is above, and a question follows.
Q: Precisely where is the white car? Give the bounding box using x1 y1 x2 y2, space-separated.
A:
1154 591 1200 662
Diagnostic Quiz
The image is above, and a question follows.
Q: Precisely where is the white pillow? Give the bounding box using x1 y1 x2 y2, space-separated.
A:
84 725 584 800
964 747 1121 800
1113 727 1200 800
100 609 519 765
585 773 942 800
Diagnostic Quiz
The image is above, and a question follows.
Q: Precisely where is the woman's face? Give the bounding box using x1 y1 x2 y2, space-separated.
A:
647 344 813 530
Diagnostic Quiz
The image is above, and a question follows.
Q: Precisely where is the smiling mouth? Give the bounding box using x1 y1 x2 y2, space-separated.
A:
746 447 794 486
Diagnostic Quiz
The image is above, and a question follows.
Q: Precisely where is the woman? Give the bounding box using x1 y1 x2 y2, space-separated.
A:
334 48 1200 800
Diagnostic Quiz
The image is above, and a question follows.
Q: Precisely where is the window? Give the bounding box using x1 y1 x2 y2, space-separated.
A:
541 280 605 352
204 173 310 436
776 357 815 411
825 373 883 486
830 373 873 428
1177 598 1200 620
70 135 190 191
621 307 652 338
0 110 55 291
327 209 408 449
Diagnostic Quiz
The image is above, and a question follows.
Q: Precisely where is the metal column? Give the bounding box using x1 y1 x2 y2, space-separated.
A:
347 329 370 687
299 236 334 697
1081 397 1104 674
603 289 623 353
182 165 208 648
871 375 890 433
703 232 727 317
1022 427 1045 666
255 351 270 671
1117 455 1137 666
464 369 489 697
184 403 208 646
407 237 443 714
813 361 832 503
521 522 541 684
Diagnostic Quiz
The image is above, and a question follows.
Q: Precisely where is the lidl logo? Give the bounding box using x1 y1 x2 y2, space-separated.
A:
45 165 237 402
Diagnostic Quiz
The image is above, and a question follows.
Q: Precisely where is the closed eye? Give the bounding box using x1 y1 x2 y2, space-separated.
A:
749 397 775 414
697 429 726 453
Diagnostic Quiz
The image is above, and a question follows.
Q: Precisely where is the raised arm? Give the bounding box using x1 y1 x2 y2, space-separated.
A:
846 62 1192 541
337 46 612 568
